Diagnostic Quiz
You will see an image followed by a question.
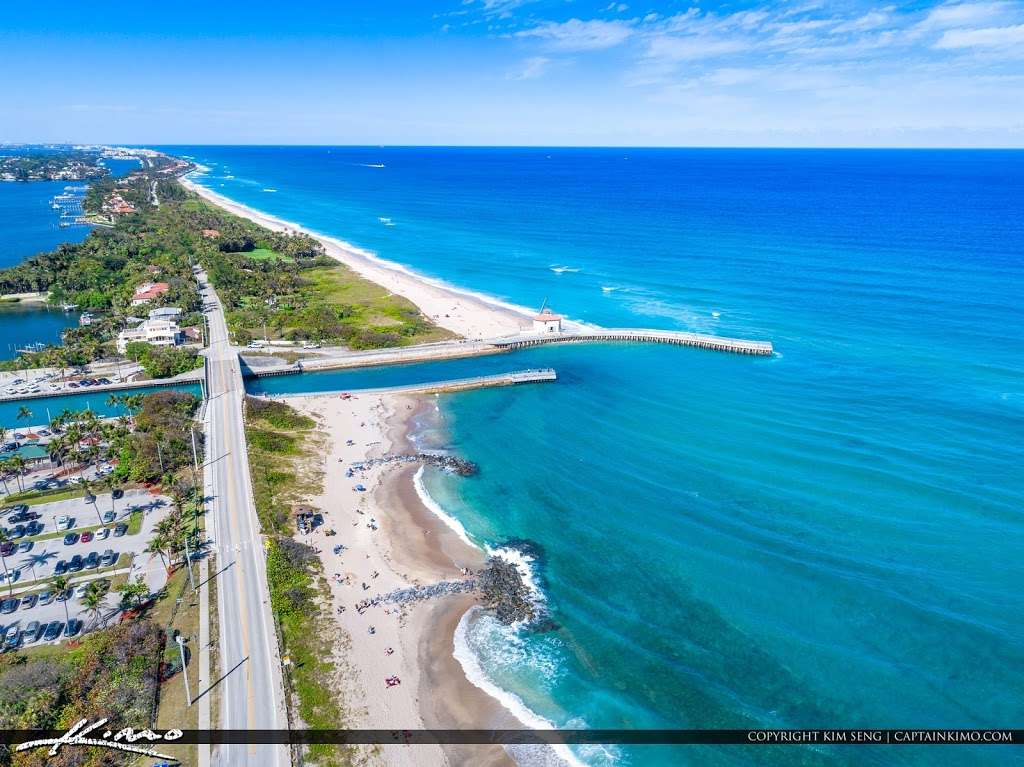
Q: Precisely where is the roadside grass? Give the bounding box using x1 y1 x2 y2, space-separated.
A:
245 397 358 765
2 487 82 506
153 564 200 767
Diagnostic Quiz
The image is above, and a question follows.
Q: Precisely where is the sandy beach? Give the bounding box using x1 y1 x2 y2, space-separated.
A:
289 392 520 766
180 175 532 340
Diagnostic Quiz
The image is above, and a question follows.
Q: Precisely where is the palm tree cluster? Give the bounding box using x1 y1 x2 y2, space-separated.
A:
144 479 201 575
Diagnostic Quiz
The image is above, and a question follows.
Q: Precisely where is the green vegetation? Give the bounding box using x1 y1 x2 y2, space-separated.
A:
109 390 203 484
245 397 354 761
243 246 293 263
124 341 202 378
0 620 163 767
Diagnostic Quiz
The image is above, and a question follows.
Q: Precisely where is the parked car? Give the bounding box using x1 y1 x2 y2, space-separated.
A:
111 488 124 500
23 620 40 643
43 621 62 641
80 531 94 544
113 523 128 537
37 591 53 605
17 541 31 554
19 593 37 610
102 510 116 523
0 505 27 516
54 560 68 575
4 625 20 650
0 571 19 586
0 599 17 614
63 533 78 546
25 522 43 536
55 590 72 603
84 552 99 570
63 619 82 638
100 549 117 567
56 515 73 530
68 555 84 573
97 528 111 540
8 526 25 540
0 543 14 557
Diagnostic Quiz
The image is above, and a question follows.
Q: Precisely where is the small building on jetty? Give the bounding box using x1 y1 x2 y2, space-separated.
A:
532 307 563 333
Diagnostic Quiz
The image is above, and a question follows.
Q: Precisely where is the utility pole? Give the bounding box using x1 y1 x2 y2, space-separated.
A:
183 535 196 591
156 440 165 472
190 428 200 473
176 635 192 706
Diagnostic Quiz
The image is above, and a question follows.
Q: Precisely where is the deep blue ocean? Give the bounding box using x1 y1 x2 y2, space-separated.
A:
141 148 1024 764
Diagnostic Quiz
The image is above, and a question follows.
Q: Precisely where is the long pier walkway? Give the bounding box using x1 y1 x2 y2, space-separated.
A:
490 329 774 355
261 368 557 399
245 327 773 379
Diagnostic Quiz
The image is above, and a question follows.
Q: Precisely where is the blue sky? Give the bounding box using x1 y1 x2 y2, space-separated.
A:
1 0 1022 146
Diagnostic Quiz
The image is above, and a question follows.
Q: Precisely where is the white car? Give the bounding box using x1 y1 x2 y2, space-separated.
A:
96 528 111 540
0 570 20 585
56 515 73 530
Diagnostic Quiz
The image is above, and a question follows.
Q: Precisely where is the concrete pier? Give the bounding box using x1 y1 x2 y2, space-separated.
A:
264 368 557 398
490 329 774 356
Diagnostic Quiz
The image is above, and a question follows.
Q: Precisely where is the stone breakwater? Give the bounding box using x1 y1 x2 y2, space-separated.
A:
354 451 478 476
356 560 536 626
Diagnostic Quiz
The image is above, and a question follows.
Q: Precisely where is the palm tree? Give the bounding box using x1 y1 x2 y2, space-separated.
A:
7 455 25 493
50 574 72 624
15 406 32 425
82 480 103 526
81 580 109 629
0 530 13 598
145 533 169 571
0 459 11 496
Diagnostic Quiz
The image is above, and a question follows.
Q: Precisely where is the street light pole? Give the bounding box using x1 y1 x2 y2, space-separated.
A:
183 534 196 591
175 635 192 706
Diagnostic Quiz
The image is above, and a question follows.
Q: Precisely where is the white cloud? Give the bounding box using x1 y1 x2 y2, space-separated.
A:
645 34 750 61
831 9 895 34
508 55 552 79
516 18 635 51
934 22 1024 46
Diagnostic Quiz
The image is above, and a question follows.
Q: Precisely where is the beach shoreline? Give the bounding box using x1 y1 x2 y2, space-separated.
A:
290 391 520 766
179 173 541 340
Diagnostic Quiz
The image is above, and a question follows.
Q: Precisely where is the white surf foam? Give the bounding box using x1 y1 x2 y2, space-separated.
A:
412 466 477 549
262 188 277 192
454 609 590 767
550 265 581 274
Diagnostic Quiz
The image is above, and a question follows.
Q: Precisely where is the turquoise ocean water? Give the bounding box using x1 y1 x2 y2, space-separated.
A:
187 148 1022 766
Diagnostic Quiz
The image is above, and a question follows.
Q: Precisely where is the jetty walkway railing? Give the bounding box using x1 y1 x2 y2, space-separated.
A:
261 368 557 399
490 329 774 356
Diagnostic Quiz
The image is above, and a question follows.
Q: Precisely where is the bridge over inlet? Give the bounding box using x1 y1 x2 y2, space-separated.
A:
490 329 774 356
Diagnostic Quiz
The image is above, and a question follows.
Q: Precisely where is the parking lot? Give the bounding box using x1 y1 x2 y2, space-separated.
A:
0 488 172 649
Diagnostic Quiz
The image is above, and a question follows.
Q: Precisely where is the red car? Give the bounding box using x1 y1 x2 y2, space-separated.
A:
80 531 94 544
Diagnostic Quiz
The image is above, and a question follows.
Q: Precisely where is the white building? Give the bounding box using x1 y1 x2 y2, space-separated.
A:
532 307 563 333
117 318 182 354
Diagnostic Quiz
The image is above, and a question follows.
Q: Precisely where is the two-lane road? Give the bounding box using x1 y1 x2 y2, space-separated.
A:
198 267 289 767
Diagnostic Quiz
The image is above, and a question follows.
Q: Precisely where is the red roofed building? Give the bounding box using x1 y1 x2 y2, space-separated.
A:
532 307 563 333
131 281 171 306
